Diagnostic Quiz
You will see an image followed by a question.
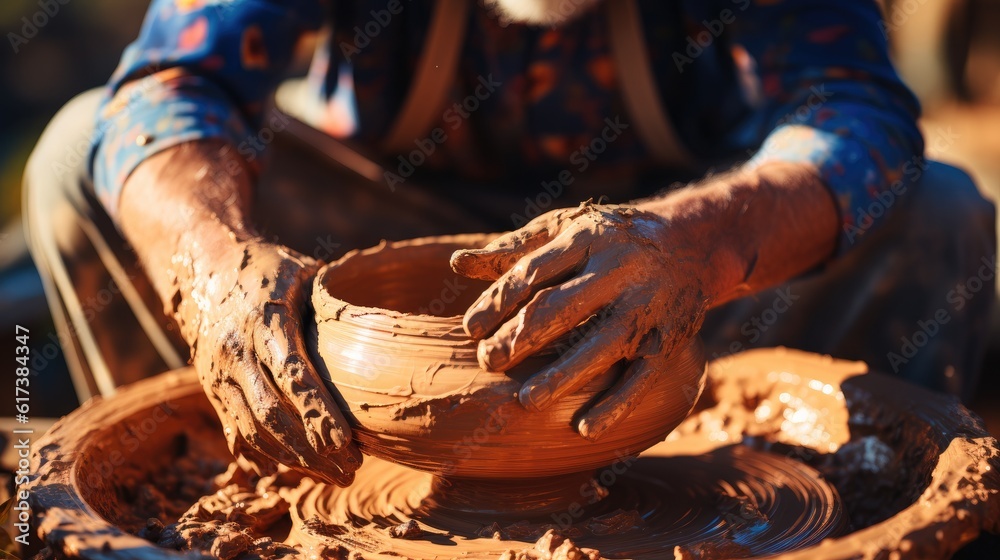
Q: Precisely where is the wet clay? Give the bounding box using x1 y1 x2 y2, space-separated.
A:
165 234 361 487
286 444 845 558
28 348 1000 559
310 233 708 479
447 204 712 441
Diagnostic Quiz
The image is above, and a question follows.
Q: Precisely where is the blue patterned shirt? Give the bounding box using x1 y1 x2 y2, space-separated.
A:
92 0 924 254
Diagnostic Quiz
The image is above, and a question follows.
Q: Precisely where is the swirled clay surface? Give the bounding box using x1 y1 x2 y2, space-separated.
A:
27 349 1000 559
287 444 846 559
310 234 708 479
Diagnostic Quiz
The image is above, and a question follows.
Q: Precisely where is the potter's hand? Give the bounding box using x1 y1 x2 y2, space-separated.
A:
182 241 361 486
451 203 707 441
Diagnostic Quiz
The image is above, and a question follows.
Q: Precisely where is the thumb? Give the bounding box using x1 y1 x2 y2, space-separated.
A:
450 247 507 281
451 224 557 281
451 206 582 280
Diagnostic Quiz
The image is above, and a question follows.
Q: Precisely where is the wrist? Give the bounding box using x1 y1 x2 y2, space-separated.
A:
120 140 263 314
633 170 764 307
635 161 838 307
657 213 752 308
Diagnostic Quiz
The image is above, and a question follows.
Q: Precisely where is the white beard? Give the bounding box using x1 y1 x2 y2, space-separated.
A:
485 0 603 26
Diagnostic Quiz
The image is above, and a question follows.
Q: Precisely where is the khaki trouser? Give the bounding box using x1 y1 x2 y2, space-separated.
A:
24 89 997 404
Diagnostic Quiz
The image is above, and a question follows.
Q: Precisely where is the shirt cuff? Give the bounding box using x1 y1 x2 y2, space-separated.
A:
91 70 251 221
747 122 913 257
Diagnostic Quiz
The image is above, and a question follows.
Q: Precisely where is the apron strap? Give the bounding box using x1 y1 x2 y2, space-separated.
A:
608 0 695 168
382 0 471 154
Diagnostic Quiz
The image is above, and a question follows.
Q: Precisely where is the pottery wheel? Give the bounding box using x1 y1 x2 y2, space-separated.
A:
289 444 847 559
30 350 1000 560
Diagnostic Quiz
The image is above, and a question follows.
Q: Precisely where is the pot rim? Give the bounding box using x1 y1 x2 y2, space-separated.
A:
312 232 500 325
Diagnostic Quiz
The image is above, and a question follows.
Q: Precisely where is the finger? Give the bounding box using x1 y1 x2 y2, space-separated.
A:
216 381 293 470
200 326 293 477
518 313 640 412
214 320 356 482
576 353 667 442
202 381 274 472
476 270 617 372
230 338 359 485
451 207 579 281
268 258 358 456
232 438 280 479
255 301 356 454
203 373 249 447
463 227 593 340
226 376 357 486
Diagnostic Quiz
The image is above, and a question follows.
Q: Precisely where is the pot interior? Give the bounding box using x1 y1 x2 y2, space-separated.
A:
323 239 494 317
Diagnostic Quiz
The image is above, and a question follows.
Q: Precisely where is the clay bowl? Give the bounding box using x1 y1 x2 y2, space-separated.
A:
308 233 708 479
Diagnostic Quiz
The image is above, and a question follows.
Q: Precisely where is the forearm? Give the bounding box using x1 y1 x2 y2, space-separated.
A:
635 161 838 307
119 140 258 342
119 140 361 479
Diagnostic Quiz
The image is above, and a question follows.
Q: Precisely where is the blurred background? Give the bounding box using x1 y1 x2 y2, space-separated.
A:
0 0 997 428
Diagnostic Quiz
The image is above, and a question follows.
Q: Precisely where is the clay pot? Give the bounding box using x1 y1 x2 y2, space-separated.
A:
309 233 708 478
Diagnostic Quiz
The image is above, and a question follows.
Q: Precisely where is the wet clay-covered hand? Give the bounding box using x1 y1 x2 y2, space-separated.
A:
451 202 708 441
174 240 361 486
121 142 363 487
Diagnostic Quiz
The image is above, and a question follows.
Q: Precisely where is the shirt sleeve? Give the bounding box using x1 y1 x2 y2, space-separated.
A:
92 0 326 219
731 0 924 255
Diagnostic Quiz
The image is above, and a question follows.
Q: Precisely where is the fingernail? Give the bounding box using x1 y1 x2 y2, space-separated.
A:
577 417 603 441
461 248 486 256
464 312 489 339
478 338 509 371
321 428 338 452
577 414 616 441
519 384 551 412
451 249 481 269
328 424 350 450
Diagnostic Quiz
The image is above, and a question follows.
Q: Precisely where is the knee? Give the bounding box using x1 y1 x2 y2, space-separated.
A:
911 160 996 251
23 89 104 210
